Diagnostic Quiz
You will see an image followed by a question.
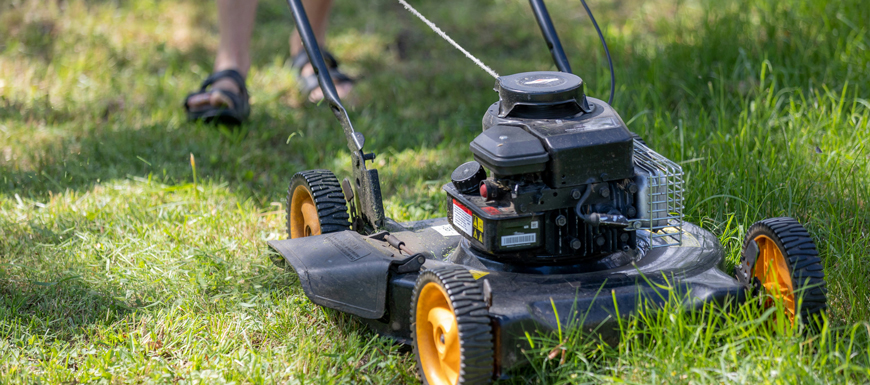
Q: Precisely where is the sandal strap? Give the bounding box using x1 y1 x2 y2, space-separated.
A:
184 69 250 118
199 69 248 97
184 87 248 114
298 68 354 95
210 89 245 111
290 50 339 72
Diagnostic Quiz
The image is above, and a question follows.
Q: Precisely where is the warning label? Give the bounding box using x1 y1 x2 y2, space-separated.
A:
452 199 473 236
473 216 485 242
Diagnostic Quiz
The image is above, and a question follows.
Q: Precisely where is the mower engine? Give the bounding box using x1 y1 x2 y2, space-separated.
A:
445 71 684 266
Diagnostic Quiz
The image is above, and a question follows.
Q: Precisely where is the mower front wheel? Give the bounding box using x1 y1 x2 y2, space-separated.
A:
411 266 493 385
286 169 350 239
738 217 827 325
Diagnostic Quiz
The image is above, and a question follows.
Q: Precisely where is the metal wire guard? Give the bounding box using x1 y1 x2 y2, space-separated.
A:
632 139 684 247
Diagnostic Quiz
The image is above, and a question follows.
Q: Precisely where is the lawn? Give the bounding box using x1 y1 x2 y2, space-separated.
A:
1 0 868 383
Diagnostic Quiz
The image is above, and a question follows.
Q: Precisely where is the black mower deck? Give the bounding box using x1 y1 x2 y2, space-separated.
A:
268 218 744 376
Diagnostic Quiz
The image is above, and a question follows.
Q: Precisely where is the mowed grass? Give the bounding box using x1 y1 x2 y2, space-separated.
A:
1 0 868 383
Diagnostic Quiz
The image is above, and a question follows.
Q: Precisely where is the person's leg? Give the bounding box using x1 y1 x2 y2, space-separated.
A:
290 0 353 102
188 0 258 110
290 0 332 54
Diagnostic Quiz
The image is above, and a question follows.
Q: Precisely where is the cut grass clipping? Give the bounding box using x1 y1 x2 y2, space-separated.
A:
1 0 869 383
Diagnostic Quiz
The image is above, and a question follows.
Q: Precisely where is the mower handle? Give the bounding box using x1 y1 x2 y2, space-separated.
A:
285 0 364 153
286 0 386 230
284 0 579 231
529 0 572 74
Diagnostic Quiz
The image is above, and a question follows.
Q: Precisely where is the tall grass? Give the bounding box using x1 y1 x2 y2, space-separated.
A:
1 0 868 383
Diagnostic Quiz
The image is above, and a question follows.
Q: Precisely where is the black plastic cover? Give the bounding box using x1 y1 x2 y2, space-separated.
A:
470 125 549 176
451 161 487 194
482 97 635 185
497 71 587 118
268 231 396 319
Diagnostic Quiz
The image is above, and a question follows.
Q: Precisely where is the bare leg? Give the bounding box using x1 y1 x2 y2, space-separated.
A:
290 0 332 54
290 0 353 102
188 0 258 110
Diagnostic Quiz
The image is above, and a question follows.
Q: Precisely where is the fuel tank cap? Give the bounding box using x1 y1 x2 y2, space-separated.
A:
496 71 588 118
450 161 487 194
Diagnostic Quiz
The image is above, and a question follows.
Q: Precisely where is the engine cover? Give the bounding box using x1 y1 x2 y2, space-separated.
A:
447 71 652 266
478 98 635 186
472 71 635 186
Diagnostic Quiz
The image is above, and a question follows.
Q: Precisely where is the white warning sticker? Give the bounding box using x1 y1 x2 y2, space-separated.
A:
431 224 460 237
452 199 473 236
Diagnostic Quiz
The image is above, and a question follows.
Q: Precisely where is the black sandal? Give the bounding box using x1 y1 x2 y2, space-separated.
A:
184 69 250 126
290 50 354 100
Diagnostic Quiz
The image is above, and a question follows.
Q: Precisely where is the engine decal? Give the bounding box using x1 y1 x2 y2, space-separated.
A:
501 233 537 247
327 235 372 262
452 199 474 236
431 224 459 237
468 269 490 280
473 216 485 242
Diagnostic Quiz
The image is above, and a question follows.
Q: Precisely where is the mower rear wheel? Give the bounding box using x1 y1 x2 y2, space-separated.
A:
411 266 493 385
739 217 827 324
287 170 350 239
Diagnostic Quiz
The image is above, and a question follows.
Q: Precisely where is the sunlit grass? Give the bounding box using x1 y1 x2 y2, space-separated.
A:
1 0 868 383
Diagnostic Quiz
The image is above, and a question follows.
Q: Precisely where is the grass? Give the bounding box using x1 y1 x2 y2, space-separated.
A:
1 0 868 383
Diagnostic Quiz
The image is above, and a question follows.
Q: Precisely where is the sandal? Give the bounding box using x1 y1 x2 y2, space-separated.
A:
184 69 250 126
290 50 354 101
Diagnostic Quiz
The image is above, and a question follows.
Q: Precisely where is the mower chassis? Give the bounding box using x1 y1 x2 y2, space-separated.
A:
268 218 744 376
277 0 746 378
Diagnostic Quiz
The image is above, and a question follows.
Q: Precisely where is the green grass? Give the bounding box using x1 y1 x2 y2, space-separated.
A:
1 0 868 383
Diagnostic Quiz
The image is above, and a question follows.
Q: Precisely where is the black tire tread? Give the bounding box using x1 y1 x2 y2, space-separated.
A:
286 169 350 237
740 217 828 324
411 265 493 384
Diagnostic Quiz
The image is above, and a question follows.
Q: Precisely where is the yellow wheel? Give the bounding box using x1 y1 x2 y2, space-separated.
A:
411 267 493 385
286 170 349 239
738 217 827 324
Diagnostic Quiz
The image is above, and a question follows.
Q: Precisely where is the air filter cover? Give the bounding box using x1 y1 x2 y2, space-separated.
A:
470 125 549 176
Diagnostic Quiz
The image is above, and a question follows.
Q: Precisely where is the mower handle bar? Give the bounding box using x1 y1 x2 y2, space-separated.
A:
284 0 576 231
285 0 365 153
285 0 574 157
529 0 572 73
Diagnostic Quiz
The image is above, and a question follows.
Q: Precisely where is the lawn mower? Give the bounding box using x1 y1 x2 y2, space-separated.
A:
267 0 828 382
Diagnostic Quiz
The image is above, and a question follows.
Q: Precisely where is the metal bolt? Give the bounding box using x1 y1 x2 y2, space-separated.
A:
620 233 630 242
599 187 610 198
627 206 637 217
596 236 606 246
628 183 638 194
519 204 527 212
556 215 567 227
572 189 582 199
570 239 582 250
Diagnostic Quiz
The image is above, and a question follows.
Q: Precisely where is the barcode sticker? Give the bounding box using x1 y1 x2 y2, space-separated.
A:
501 233 536 247
452 199 473 236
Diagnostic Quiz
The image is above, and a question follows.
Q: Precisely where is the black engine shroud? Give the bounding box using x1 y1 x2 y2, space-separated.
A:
445 71 643 265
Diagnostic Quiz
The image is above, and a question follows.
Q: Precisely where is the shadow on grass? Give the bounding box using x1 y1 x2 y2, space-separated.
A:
0 274 133 340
